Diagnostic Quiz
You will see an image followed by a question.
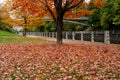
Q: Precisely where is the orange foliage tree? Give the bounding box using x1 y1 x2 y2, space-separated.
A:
37 0 86 44
93 0 105 8
4 0 45 36
9 0 93 44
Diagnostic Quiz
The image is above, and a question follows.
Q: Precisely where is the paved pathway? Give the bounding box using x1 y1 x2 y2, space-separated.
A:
27 35 113 46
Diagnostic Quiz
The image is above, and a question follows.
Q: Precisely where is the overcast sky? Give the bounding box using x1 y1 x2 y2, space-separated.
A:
85 0 90 3
0 0 90 3
0 0 5 3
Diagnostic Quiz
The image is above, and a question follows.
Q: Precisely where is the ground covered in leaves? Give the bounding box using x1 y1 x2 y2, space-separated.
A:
0 41 120 80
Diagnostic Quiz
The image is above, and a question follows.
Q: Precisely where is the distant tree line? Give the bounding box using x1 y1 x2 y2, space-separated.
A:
28 21 88 32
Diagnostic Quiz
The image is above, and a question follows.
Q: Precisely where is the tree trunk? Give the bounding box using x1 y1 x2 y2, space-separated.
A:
23 28 27 37
56 16 63 44
23 16 27 37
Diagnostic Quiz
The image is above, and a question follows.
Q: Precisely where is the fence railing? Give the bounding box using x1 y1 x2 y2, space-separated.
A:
19 31 120 44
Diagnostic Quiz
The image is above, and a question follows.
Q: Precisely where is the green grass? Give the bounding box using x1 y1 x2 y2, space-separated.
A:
0 36 47 43
0 30 17 36
0 30 47 43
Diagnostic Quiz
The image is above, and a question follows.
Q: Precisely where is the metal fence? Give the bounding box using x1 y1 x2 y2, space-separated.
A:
19 31 120 44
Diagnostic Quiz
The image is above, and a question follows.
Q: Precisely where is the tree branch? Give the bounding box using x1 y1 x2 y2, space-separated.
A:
39 0 57 22
63 0 84 13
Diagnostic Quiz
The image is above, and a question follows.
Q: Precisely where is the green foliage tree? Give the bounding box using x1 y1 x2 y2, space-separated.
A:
100 0 115 30
34 22 56 32
112 0 120 26
88 0 120 30
88 9 103 30
34 21 86 32
63 23 85 31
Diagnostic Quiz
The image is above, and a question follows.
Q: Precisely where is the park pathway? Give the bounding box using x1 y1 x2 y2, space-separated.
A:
27 35 118 46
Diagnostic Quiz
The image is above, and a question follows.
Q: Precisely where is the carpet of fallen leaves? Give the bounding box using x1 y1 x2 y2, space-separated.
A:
0 41 120 80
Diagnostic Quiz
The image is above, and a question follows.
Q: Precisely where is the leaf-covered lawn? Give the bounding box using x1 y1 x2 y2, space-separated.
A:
0 42 120 80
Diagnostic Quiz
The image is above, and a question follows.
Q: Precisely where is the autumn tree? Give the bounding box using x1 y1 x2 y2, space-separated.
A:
36 0 85 44
9 10 45 36
0 5 14 32
3 0 45 36
8 0 92 44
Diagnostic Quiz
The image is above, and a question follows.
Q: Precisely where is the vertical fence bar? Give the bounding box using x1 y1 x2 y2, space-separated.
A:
50 32 51 37
66 32 68 39
40 32 41 36
43 32 44 37
56 32 57 38
91 31 94 42
49 32 51 37
39 32 41 36
35 32 37 36
42 32 44 36
104 31 110 44
81 31 83 41
46 32 47 37
44 32 46 37
42 32 43 36
47 32 49 37
48 32 49 37
72 32 75 40
52 32 54 38
49 32 50 37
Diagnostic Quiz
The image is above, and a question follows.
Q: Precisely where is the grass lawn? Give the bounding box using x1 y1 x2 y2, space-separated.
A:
0 30 47 43
0 30 17 36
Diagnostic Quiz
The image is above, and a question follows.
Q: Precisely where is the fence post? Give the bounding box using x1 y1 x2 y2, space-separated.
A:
50 32 52 38
81 31 84 41
43 32 44 37
47 32 49 37
46 32 47 37
45 32 48 37
44 32 45 37
38 32 39 36
66 32 68 39
40 32 42 36
35 32 37 36
45 32 46 37
72 32 75 40
52 32 54 38
42 32 43 36
42 32 44 36
40 32 41 36
41 32 43 36
91 31 94 42
49 32 51 37
104 31 110 44
56 32 57 38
